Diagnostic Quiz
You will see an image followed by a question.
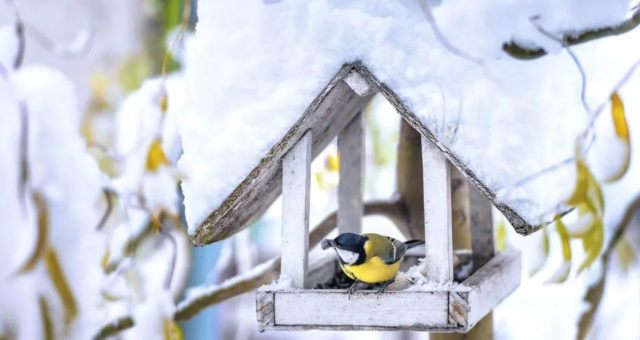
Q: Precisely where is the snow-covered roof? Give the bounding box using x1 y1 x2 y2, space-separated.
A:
179 1 640 246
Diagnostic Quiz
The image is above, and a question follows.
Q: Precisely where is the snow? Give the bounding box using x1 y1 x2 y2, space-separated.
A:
179 0 640 235
0 65 108 339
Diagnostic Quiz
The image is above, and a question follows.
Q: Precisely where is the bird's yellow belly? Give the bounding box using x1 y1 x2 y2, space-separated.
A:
341 257 400 283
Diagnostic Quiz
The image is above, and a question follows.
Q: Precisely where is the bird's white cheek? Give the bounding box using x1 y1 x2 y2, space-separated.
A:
336 249 358 264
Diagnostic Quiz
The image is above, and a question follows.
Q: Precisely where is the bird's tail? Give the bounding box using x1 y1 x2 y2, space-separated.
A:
404 239 425 249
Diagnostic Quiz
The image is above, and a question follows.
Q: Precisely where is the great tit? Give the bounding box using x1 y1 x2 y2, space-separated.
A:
321 232 424 296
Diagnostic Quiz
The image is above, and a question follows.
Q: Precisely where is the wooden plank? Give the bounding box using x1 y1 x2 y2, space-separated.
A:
422 136 453 283
337 111 365 234
193 65 374 245
465 249 521 327
273 290 449 329
280 132 312 289
344 70 374 96
470 184 495 270
256 291 275 331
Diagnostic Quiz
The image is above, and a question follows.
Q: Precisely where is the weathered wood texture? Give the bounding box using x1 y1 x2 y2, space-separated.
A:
193 62 544 246
396 120 425 239
470 184 495 270
257 249 521 332
280 132 312 288
422 136 453 283
338 112 365 234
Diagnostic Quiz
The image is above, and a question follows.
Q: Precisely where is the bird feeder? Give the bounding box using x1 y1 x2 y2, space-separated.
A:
251 64 521 332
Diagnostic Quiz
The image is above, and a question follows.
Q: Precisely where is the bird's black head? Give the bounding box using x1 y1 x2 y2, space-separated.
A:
320 233 368 265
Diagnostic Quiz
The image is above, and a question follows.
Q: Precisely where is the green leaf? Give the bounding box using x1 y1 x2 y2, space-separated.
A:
547 217 572 283
38 296 54 340
496 219 507 252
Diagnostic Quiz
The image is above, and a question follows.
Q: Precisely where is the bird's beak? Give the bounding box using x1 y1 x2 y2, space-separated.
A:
320 239 333 250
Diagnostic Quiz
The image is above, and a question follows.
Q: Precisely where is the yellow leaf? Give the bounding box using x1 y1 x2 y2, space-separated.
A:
326 153 339 172
577 216 603 274
547 216 572 284
616 238 637 272
100 250 110 271
44 247 78 326
160 94 168 113
146 138 169 172
496 219 507 252
556 217 572 261
605 92 631 182
567 158 591 206
163 319 184 340
611 92 628 140
38 296 54 340
16 192 49 274
530 222 549 277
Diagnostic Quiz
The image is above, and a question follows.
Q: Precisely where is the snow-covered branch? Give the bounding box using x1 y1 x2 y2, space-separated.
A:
503 7 640 60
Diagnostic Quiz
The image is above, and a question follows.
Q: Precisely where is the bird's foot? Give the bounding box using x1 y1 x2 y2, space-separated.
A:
346 281 361 300
375 280 392 299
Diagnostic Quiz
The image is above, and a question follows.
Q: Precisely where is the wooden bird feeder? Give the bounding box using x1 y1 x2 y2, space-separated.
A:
191 63 526 332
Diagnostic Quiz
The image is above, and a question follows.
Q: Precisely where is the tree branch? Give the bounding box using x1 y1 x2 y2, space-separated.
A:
93 199 407 338
504 7 640 60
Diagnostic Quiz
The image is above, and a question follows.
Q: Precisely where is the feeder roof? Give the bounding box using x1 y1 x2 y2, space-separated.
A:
178 1 640 245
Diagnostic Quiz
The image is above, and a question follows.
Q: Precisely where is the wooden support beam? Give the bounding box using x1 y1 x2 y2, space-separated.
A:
337 111 365 234
280 132 312 288
422 137 453 283
470 185 495 270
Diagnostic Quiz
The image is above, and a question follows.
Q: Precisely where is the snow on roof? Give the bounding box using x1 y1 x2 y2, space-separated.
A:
178 0 640 245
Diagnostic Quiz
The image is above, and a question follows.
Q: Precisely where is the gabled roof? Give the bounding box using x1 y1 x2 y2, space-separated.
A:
190 62 538 246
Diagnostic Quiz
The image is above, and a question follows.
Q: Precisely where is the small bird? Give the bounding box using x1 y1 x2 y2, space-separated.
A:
321 232 424 296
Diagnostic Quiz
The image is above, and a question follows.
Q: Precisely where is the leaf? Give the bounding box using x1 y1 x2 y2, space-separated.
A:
577 269 606 340
146 138 170 172
530 222 549 277
326 152 339 172
496 219 507 251
44 246 78 326
100 250 110 271
547 216 572 283
577 216 604 274
16 192 49 274
605 92 631 182
162 319 183 340
616 237 637 272
38 296 54 340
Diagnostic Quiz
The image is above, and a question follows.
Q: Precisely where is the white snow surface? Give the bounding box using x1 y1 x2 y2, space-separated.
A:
180 0 640 234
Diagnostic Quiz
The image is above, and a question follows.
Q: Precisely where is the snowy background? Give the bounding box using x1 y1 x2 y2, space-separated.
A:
1 0 639 339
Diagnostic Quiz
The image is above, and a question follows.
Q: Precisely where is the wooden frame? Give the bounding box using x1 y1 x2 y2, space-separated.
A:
258 249 520 331
258 118 521 332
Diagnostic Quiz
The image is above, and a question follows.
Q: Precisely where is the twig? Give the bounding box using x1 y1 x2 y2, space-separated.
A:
415 0 483 65
23 22 93 58
161 0 192 79
504 6 640 60
529 16 590 113
163 223 178 290
95 189 115 231
18 102 29 216
93 199 407 338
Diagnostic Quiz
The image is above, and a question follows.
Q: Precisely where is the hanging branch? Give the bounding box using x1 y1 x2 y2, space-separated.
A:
504 6 640 60
93 199 408 339
415 0 483 65
529 16 591 113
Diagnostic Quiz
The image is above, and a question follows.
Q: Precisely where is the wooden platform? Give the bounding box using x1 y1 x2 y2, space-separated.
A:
257 248 520 332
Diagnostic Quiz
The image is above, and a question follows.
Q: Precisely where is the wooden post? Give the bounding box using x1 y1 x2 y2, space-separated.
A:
421 137 453 283
396 120 424 239
470 185 495 270
280 132 312 288
338 112 365 234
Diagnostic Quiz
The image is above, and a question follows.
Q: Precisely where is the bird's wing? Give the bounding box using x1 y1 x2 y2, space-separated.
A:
382 236 407 265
